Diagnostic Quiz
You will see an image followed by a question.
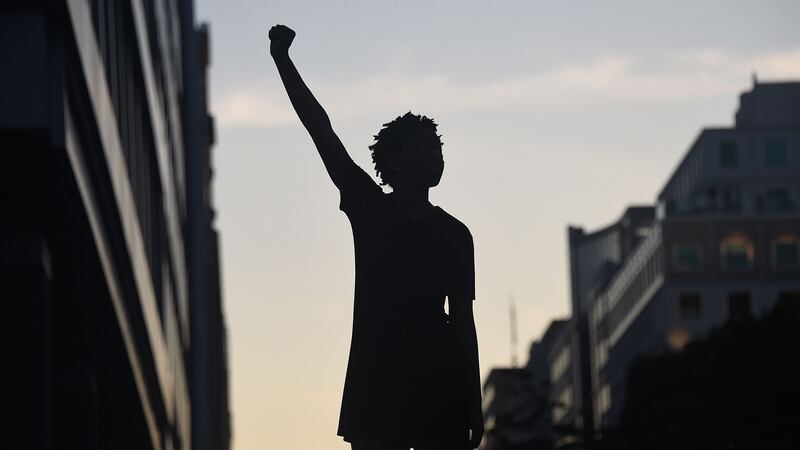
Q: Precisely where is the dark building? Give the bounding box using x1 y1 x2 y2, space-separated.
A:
480 81 799 449
527 319 568 398
481 368 536 450
189 21 232 450
481 319 568 450
557 206 655 445
588 80 800 430
1 1 228 450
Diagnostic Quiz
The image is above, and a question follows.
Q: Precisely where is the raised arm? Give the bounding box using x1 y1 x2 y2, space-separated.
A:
269 25 354 188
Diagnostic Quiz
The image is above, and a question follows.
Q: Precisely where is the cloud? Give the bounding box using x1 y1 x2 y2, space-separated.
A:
215 49 800 128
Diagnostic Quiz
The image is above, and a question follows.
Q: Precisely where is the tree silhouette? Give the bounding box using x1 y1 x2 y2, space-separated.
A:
596 310 800 450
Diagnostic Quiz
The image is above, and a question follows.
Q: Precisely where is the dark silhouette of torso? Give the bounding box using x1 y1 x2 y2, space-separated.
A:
337 164 475 445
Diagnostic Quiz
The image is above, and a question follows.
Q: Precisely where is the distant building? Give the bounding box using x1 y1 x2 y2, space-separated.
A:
482 81 800 448
556 207 655 444
528 319 569 397
190 22 232 450
588 81 800 430
481 368 535 450
482 319 568 450
1 2 228 450
547 321 575 433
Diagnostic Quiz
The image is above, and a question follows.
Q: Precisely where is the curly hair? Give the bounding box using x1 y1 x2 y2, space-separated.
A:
369 112 443 186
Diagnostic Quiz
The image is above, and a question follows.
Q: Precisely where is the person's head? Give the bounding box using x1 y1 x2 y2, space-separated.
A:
369 112 444 190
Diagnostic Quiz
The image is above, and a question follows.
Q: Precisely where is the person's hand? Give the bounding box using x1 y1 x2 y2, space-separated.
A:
468 420 484 449
269 24 295 58
466 399 484 449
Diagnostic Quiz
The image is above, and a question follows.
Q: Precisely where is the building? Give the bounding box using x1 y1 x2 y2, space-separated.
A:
482 319 568 450
189 21 232 450
554 207 654 445
588 80 800 430
547 320 575 434
481 368 536 450
1 1 228 449
528 319 569 399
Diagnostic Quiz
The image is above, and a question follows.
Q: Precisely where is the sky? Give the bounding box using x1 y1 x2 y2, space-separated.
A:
192 1 800 449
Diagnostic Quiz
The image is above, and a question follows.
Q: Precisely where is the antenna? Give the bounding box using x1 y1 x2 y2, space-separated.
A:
509 295 518 367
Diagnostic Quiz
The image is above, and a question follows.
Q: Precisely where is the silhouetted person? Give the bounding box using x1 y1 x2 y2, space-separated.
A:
269 25 483 450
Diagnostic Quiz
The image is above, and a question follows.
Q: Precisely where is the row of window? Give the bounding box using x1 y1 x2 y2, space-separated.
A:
719 139 790 169
679 292 750 321
691 185 795 214
672 234 799 272
550 346 572 383
595 384 612 419
552 386 573 423
679 291 800 321
662 138 792 218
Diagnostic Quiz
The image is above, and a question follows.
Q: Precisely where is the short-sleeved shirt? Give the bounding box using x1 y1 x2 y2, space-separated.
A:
336 163 476 446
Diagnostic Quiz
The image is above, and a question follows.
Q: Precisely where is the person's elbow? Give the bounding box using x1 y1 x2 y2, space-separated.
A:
448 296 475 328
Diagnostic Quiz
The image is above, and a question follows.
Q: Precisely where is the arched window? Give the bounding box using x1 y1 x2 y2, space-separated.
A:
771 235 800 270
720 233 754 271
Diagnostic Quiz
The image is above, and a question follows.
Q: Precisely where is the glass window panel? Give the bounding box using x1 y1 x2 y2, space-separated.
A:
726 245 749 269
772 237 800 269
764 188 792 213
720 141 738 168
673 243 702 271
720 234 754 271
765 139 788 168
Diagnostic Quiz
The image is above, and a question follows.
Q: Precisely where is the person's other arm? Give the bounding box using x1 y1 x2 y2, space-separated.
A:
450 298 484 449
269 24 354 188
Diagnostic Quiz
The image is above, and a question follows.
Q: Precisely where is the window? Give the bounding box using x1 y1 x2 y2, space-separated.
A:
657 201 669 219
721 186 742 212
728 292 752 321
672 242 703 271
765 139 788 168
553 386 573 423
706 187 718 211
679 293 702 319
595 340 608 368
719 141 738 168
766 188 793 212
550 347 571 382
598 384 611 417
720 233 754 270
771 236 800 270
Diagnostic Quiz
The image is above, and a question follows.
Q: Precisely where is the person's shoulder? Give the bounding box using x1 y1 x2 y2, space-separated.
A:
436 207 473 241
338 163 384 214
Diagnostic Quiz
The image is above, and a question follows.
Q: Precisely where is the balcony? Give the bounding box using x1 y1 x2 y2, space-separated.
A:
592 224 665 351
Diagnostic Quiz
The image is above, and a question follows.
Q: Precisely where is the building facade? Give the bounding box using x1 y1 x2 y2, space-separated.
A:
554 207 654 444
1 1 228 449
547 321 575 432
588 81 800 430
481 320 567 450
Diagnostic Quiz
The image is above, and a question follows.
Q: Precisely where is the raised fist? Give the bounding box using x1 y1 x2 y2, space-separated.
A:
269 24 295 57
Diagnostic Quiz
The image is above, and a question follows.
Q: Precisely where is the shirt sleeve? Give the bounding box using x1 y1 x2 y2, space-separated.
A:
338 163 383 214
447 227 476 301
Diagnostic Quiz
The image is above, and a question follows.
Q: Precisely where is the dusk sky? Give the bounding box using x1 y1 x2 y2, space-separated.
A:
193 1 799 449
